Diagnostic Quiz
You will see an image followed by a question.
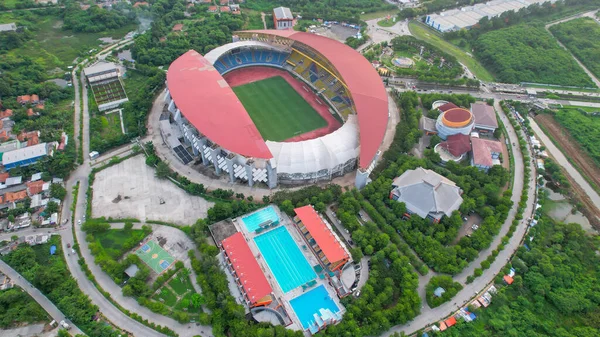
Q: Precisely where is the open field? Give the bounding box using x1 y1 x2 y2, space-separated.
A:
92 155 213 224
232 76 327 141
0 12 135 72
94 228 147 260
549 17 600 80
377 18 396 27
408 21 494 82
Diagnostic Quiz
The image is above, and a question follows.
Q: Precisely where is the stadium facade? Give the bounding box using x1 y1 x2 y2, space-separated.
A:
164 30 389 189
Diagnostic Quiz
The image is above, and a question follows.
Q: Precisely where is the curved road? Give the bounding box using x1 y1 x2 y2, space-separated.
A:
0 260 83 336
383 100 537 336
62 52 214 337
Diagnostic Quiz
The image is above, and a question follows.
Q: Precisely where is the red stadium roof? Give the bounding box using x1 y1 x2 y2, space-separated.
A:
167 50 272 159
443 108 472 123
294 205 349 263
240 30 389 169
222 232 272 305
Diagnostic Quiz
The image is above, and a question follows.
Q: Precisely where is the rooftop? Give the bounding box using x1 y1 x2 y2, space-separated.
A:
222 232 272 305
294 205 348 263
391 167 463 220
471 137 502 168
2 143 48 166
84 62 117 77
273 7 293 20
438 133 471 157
471 103 498 129
0 23 17 32
437 102 458 112
442 107 473 127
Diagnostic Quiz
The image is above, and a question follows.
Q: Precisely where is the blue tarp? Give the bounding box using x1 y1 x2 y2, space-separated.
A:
469 312 476 320
422 333 430 337
50 245 56 255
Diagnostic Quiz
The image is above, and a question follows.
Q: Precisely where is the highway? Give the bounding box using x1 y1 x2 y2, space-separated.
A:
0 260 83 336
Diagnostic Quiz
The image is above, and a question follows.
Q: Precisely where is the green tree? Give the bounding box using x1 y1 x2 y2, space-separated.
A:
45 201 59 214
155 161 171 179
50 183 67 200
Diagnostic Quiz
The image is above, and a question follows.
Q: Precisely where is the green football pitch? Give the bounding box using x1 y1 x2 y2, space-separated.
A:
232 76 328 141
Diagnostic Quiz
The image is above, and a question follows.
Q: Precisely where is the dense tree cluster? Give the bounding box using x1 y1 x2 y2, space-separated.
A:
550 17 600 82
0 287 48 328
419 93 476 110
472 24 595 87
425 275 463 308
547 106 600 168
62 1 134 33
3 237 122 336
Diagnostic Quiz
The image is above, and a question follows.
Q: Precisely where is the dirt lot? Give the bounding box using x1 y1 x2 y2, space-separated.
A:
535 114 600 225
92 155 213 225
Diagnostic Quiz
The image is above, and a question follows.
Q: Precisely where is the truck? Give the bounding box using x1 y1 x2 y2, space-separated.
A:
60 320 71 330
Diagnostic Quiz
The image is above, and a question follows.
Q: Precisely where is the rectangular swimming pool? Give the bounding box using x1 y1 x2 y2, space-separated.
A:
290 285 341 330
254 226 316 293
242 206 279 232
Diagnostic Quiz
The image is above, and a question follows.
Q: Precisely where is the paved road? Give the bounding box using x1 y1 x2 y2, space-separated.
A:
0 260 83 335
383 98 537 336
528 118 600 207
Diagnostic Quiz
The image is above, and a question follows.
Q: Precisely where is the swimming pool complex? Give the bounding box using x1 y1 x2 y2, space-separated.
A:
254 226 316 293
290 285 341 330
242 206 279 232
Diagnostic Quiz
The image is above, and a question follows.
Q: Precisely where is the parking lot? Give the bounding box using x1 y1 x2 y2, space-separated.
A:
92 155 213 225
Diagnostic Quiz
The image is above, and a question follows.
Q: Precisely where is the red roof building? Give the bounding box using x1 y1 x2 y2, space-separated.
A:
27 108 35 117
0 131 8 142
439 133 471 157
0 109 13 119
471 137 503 170
30 94 39 103
471 102 498 132
4 190 27 203
444 316 457 327
17 95 31 105
294 205 349 271
133 1 149 7
221 232 273 307
27 180 45 196
437 102 458 112
172 23 184 32
207 5 217 12
18 131 40 146
220 6 230 12
0 172 9 183
219 0 229 5
503 275 514 285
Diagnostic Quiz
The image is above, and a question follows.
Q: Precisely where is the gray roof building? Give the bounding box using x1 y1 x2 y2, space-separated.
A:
0 23 17 32
124 264 139 278
273 7 293 20
390 167 463 222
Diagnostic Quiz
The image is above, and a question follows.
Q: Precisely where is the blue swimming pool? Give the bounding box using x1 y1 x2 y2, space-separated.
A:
242 206 279 232
290 285 341 330
254 226 315 293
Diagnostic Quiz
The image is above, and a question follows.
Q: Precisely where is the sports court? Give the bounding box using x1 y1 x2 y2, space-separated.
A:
231 75 328 142
135 240 175 274
254 226 316 293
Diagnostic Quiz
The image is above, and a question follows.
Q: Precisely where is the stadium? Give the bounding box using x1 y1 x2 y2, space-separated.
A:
163 30 389 189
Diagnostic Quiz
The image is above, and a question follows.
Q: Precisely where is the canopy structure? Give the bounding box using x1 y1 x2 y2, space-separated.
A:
294 205 349 264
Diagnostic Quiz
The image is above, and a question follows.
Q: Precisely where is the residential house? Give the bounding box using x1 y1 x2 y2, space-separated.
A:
471 137 502 171
273 7 294 30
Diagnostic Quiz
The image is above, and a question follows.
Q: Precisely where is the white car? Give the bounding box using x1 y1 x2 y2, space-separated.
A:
78 220 81 225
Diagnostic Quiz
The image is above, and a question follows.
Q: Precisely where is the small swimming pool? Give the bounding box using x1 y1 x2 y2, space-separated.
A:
254 226 315 293
242 206 279 232
290 285 341 330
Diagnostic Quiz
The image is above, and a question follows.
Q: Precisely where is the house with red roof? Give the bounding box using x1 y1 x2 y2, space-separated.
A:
294 205 350 271
27 108 36 117
0 172 9 184
17 131 40 147
436 133 471 162
219 0 228 5
437 102 459 112
503 275 514 285
444 316 457 328
17 95 39 105
220 5 230 12
207 5 217 12
133 1 149 7
471 137 503 171
172 23 184 32
221 232 273 307
27 180 46 196
4 190 28 203
0 109 13 119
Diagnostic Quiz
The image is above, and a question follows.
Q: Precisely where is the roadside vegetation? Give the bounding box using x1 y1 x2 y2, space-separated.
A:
2 236 124 336
550 17 600 81
0 286 49 328
472 25 594 87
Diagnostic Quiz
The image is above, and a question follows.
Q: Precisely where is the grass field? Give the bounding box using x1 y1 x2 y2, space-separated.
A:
168 271 194 295
232 76 327 141
377 18 397 27
408 21 495 82
95 229 147 260
155 287 178 307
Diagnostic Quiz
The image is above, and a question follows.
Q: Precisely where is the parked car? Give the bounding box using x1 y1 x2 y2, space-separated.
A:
67 243 71 248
